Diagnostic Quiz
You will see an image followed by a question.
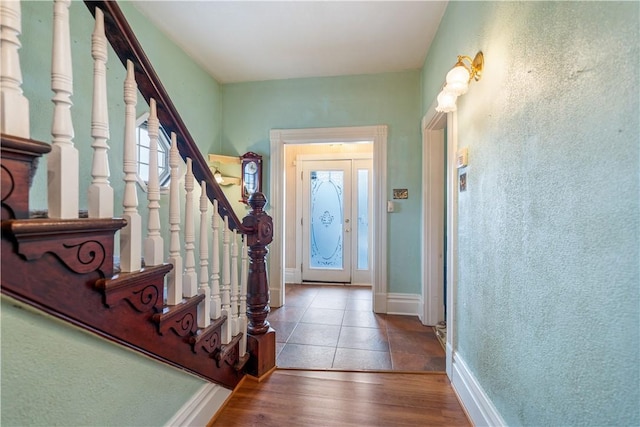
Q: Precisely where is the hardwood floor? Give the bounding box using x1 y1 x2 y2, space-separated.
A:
212 369 470 426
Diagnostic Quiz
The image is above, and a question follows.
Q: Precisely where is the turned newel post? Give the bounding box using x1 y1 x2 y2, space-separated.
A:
242 192 273 335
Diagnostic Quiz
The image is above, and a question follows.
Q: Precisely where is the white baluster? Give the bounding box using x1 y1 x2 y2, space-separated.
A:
220 216 232 344
210 199 222 320
48 0 78 219
87 7 113 218
119 60 141 272
230 230 239 336
143 98 163 266
166 132 183 304
239 236 248 356
182 157 197 298
0 0 30 137
198 181 211 328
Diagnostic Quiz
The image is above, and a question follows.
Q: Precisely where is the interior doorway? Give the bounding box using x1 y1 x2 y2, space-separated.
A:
421 101 458 379
269 126 388 313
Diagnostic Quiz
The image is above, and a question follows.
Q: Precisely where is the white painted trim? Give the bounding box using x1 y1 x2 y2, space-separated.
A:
386 293 421 316
270 126 388 312
420 108 446 326
164 383 231 427
452 352 506 427
445 110 459 378
285 267 301 284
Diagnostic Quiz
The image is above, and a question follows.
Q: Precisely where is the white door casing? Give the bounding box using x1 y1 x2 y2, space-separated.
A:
421 99 458 379
269 126 388 312
421 112 446 326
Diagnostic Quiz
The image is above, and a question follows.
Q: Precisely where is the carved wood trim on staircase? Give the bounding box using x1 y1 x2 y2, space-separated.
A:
1 134 51 220
5 217 125 277
95 263 172 312
152 294 205 337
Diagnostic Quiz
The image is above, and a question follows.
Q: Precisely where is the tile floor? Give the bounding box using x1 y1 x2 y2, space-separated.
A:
269 283 446 371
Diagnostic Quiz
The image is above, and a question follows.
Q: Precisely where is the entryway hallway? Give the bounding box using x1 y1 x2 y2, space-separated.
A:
269 284 445 371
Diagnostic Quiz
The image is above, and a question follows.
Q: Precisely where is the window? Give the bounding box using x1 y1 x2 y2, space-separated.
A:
136 112 171 191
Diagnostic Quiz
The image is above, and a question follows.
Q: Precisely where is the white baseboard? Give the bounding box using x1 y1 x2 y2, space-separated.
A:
451 352 506 427
164 383 231 427
284 268 301 284
385 293 421 316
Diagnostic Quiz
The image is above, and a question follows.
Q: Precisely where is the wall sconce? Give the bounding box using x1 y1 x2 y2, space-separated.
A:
436 51 484 112
213 167 224 184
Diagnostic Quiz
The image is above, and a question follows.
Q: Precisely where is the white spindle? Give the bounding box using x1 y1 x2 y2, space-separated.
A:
210 199 222 320
220 216 232 344
48 0 78 219
143 98 163 266
87 7 113 218
119 60 141 272
197 181 211 328
239 236 248 356
183 157 197 298
166 132 183 304
230 230 239 336
0 0 30 137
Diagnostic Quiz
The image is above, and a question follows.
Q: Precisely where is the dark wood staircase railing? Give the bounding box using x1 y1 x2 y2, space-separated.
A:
1 0 276 391
1 134 245 388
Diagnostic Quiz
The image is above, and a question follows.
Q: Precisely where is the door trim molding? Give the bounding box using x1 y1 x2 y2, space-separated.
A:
420 109 446 326
421 98 458 379
270 126 388 312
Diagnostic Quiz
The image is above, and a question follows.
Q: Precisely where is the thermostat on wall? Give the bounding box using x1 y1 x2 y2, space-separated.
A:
457 147 468 169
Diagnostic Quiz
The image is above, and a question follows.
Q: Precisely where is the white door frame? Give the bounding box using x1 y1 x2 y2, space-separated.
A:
296 154 374 285
421 110 446 326
270 126 388 312
421 99 458 378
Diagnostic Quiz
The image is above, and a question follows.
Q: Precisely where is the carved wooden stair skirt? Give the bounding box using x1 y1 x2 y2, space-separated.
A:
1 135 246 389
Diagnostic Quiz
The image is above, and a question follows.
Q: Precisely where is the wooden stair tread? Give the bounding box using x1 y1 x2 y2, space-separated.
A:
1 133 52 156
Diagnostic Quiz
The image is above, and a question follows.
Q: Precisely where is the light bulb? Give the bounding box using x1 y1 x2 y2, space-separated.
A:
214 169 223 184
445 65 470 95
436 89 457 112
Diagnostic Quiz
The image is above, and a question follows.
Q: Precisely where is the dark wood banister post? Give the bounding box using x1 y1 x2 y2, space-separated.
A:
242 192 276 377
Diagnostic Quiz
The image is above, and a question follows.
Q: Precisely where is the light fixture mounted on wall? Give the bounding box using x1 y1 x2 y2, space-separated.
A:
436 51 484 113
212 167 224 184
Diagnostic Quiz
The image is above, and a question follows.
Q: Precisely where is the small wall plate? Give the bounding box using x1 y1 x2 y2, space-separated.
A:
393 189 408 199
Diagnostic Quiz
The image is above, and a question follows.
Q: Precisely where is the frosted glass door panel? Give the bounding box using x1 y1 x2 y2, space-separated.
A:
302 160 351 283
310 170 344 269
357 169 369 270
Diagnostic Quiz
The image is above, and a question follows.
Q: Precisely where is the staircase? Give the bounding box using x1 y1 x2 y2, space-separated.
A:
1 0 275 393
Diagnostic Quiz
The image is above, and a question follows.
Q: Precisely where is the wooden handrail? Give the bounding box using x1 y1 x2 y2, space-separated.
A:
83 1 249 233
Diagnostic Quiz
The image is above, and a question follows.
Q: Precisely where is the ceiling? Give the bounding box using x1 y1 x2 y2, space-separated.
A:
131 1 448 84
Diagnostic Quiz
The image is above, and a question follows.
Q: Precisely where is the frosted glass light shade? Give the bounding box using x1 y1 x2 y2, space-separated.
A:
445 65 470 95
436 89 457 112
214 169 223 183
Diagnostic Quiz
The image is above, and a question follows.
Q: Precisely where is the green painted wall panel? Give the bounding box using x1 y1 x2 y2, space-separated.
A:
222 72 423 293
422 2 639 425
1 297 204 426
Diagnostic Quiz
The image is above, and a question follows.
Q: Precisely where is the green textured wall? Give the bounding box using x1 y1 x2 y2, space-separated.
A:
222 72 422 294
1 297 205 426
422 2 639 425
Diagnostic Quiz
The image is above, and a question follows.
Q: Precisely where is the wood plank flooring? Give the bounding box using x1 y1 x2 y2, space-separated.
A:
211 369 470 426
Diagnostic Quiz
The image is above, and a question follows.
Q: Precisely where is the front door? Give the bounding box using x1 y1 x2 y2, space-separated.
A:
301 158 372 283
